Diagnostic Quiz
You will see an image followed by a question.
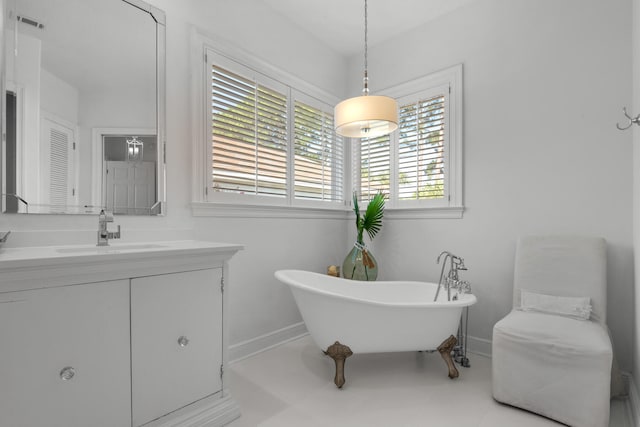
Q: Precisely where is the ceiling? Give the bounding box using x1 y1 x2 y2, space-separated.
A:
263 0 480 57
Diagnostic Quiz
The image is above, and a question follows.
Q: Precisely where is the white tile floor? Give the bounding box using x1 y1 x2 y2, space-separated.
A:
227 335 630 427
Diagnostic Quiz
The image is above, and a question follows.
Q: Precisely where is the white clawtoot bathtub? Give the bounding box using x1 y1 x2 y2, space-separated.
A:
275 269 477 387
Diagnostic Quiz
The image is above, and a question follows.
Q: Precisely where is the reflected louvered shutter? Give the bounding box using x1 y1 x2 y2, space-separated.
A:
397 94 445 200
49 127 69 210
211 65 288 197
293 100 343 202
358 133 391 201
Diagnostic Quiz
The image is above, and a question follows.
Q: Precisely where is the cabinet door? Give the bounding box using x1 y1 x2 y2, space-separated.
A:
131 268 223 426
0 280 131 427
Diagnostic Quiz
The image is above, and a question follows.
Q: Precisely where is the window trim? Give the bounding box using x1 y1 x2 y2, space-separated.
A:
357 64 464 211
190 28 347 213
190 28 463 218
191 201 351 219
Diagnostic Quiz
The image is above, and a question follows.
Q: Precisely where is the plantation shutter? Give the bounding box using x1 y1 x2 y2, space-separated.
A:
350 65 461 211
397 94 446 200
211 65 288 197
358 133 391 201
293 99 343 202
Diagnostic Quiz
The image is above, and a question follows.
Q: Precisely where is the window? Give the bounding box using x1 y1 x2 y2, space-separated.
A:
206 50 344 208
196 42 461 218
353 64 463 215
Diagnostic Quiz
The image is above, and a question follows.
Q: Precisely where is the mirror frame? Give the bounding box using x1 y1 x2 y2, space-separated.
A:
0 0 167 215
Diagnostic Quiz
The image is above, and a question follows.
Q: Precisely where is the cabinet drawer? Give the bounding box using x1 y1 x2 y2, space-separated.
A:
131 268 223 426
0 280 131 427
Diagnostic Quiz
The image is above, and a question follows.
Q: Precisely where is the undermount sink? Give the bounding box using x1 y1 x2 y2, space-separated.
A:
55 243 166 254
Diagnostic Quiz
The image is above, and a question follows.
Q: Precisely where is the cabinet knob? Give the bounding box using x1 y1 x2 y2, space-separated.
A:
177 336 189 347
59 366 75 381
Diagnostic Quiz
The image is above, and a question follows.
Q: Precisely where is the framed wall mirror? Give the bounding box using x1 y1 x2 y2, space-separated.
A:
1 0 165 215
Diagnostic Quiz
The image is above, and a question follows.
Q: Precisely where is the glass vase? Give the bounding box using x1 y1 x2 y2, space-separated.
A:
342 242 378 281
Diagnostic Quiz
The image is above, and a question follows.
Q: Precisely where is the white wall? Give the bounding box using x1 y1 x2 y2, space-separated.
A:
355 0 635 370
40 69 78 123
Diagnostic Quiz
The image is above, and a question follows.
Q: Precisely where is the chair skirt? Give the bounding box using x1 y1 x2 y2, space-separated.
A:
492 310 612 427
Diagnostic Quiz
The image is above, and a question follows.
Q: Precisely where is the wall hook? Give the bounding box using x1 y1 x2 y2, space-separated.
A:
616 107 640 130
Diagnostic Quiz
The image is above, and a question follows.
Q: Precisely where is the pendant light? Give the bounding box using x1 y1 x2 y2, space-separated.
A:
334 0 398 139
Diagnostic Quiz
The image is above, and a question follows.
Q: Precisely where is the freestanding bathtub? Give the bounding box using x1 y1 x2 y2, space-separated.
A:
275 269 477 387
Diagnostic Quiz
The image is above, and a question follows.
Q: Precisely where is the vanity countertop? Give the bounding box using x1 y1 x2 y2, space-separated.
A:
0 240 244 292
0 240 242 265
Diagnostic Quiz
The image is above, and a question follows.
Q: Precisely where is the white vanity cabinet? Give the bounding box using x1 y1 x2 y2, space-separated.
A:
131 268 223 426
0 240 242 427
0 280 131 427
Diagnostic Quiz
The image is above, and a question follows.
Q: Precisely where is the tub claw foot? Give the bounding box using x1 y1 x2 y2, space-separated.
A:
437 335 459 379
324 341 353 388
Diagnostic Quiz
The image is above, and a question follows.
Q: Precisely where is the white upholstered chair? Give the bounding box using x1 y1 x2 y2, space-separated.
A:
492 236 612 427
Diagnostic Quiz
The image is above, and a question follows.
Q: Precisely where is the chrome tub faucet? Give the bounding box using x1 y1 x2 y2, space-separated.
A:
434 251 469 302
434 250 472 368
97 210 120 246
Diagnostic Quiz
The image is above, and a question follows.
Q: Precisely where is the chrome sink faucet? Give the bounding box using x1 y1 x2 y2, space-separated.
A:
97 210 121 246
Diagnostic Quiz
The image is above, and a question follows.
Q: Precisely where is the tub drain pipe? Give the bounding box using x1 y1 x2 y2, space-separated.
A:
454 306 471 367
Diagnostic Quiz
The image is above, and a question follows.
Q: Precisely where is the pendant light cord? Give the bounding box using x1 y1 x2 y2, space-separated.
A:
363 0 369 95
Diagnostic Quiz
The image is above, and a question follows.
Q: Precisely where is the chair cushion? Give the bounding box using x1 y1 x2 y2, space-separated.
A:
495 310 611 354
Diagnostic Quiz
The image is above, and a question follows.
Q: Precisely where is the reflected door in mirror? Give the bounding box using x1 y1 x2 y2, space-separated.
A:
103 134 157 215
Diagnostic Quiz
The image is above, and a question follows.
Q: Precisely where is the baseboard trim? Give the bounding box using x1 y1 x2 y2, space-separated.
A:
229 322 308 363
628 374 640 427
230 324 489 362
467 335 492 358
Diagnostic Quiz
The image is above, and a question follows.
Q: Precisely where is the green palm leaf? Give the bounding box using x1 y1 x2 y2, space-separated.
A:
361 192 385 241
352 192 361 229
352 191 385 243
